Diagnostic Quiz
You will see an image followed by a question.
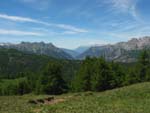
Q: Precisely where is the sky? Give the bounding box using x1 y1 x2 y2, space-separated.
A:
0 0 150 49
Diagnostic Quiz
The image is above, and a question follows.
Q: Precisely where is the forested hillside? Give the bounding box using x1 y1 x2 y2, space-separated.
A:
0 48 80 79
0 48 80 95
0 47 150 96
0 48 51 78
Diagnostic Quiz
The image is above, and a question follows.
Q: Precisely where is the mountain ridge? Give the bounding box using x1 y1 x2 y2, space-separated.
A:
77 36 150 62
0 42 73 60
1 36 150 62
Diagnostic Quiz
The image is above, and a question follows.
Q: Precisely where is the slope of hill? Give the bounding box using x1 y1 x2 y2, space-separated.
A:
0 48 80 81
0 42 73 59
0 82 150 113
0 48 51 78
77 36 150 62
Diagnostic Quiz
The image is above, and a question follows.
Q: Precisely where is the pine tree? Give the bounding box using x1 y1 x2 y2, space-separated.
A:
110 62 125 87
92 58 114 91
72 57 95 92
17 78 30 95
35 76 43 94
137 50 150 81
42 62 67 95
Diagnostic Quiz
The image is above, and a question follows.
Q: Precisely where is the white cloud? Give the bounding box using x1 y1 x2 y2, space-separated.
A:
0 14 39 23
130 4 143 22
55 24 88 33
0 13 88 33
103 0 140 21
112 0 133 12
104 0 135 12
62 31 78 35
0 29 43 36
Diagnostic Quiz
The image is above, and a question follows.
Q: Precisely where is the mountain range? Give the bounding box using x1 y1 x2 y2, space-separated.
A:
0 36 150 62
77 36 150 62
0 42 73 60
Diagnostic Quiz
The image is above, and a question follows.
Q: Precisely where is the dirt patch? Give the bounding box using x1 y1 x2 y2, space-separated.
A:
28 97 65 105
45 98 65 105
31 97 66 113
28 97 54 105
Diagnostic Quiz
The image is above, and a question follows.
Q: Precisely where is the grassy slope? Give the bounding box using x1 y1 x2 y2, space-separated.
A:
0 82 150 113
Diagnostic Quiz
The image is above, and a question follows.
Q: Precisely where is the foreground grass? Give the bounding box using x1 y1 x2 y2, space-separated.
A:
1 82 150 113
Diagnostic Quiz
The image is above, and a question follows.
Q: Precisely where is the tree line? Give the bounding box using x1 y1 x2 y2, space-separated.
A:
0 50 150 95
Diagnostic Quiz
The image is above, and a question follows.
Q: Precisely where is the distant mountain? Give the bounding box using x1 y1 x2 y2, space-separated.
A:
74 46 90 54
0 42 73 59
62 46 90 58
77 36 150 62
62 48 79 58
1 36 150 62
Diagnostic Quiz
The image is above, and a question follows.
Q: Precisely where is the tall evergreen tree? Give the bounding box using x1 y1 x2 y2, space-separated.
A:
110 62 125 87
125 67 139 85
92 58 114 91
137 50 150 81
17 78 30 95
42 62 67 95
72 57 95 92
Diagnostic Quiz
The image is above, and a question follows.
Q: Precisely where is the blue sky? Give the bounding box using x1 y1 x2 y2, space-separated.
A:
0 0 149 49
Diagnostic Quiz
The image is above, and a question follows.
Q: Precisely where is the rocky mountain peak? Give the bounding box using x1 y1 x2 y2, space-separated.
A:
77 36 150 62
0 42 73 59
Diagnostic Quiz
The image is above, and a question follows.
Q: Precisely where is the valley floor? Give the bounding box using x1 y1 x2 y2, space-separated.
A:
0 82 150 113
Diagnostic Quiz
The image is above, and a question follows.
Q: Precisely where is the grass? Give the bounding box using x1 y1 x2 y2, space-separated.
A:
1 82 150 113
